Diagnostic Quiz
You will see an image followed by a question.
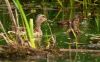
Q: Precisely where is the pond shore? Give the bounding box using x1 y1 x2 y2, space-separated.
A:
0 45 100 60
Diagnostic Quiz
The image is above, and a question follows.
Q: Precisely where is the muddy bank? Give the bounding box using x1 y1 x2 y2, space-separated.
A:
0 45 100 60
0 45 63 60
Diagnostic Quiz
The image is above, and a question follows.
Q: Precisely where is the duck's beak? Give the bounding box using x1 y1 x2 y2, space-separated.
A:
46 20 53 23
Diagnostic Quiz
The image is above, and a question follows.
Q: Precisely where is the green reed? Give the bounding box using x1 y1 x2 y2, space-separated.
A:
57 0 63 7
95 14 100 33
69 0 78 48
0 0 18 45
69 0 74 19
12 0 36 48
0 21 12 44
83 0 88 18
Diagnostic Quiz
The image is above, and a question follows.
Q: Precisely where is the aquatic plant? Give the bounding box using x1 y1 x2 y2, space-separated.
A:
0 0 48 49
12 0 36 48
0 0 100 49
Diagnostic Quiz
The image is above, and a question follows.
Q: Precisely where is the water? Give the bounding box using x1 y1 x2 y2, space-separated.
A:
0 52 100 62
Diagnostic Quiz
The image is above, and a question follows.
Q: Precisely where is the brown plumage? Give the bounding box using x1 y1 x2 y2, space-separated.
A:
34 14 47 48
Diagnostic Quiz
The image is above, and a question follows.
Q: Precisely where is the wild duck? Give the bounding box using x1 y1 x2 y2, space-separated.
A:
34 14 47 48
8 14 47 48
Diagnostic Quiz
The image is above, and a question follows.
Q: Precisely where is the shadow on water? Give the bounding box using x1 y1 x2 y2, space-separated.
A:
0 52 100 62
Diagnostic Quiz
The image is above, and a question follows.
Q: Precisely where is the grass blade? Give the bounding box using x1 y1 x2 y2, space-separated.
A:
12 0 36 48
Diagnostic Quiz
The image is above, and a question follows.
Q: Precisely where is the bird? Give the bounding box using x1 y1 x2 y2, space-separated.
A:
33 14 47 48
7 14 47 48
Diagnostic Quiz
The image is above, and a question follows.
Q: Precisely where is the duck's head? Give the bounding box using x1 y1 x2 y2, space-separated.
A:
36 14 47 25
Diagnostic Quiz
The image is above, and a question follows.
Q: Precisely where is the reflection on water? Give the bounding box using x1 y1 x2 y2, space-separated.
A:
0 53 100 62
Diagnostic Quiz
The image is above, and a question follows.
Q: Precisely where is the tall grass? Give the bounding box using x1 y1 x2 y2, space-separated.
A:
69 0 74 19
0 21 12 44
4 0 17 28
0 0 18 45
95 13 100 33
12 0 36 48
57 0 63 8
0 0 99 49
83 0 88 18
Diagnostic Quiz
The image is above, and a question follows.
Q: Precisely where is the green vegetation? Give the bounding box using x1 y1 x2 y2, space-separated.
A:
12 0 36 48
0 0 100 61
